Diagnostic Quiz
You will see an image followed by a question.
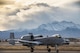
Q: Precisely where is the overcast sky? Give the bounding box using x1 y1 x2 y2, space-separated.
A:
0 0 80 31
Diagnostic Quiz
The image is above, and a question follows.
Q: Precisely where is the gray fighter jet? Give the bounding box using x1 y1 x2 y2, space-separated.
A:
8 33 69 53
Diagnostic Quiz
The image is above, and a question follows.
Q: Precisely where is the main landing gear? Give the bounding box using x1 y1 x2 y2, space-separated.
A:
47 45 59 53
55 45 59 53
30 47 34 52
30 45 59 53
47 45 51 52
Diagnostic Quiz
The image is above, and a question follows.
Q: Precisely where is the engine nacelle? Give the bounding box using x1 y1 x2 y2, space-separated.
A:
21 35 43 40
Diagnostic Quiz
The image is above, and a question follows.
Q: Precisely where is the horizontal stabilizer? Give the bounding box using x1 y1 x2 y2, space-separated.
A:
9 39 15 45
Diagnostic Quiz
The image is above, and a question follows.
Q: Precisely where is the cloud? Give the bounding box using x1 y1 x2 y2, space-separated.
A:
0 2 80 31
31 3 49 7
0 0 15 8
0 0 14 5
7 9 20 16
0 3 53 30
64 0 80 10
71 0 80 8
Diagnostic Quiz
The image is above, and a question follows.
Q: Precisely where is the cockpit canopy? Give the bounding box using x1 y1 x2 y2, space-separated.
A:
52 34 62 38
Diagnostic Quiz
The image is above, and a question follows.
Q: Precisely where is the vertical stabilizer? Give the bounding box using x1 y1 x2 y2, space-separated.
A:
9 32 15 45
10 32 15 39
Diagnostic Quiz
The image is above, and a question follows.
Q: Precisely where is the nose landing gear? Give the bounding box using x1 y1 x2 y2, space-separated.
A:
55 45 59 53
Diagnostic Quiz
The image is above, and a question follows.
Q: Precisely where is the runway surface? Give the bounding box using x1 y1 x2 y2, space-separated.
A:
0 50 80 53
0 42 80 53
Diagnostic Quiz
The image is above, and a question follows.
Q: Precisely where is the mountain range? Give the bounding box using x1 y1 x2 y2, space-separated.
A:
0 21 80 39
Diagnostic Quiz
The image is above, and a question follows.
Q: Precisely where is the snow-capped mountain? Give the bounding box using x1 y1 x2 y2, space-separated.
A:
0 21 80 39
38 21 80 31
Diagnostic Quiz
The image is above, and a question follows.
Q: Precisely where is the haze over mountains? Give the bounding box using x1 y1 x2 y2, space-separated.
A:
0 2 80 31
0 21 80 39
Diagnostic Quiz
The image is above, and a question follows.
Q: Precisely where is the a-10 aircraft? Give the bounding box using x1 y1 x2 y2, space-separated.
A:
8 33 69 53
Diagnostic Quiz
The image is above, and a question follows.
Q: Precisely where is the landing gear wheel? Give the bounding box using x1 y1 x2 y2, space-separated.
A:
30 47 34 52
47 45 51 52
48 48 51 52
56 49 59 53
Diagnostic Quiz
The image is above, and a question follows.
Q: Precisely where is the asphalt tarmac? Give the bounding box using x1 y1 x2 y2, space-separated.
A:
0 50 80 53
0 42 80 53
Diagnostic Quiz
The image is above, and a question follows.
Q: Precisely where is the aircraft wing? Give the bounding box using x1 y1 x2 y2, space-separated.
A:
8 39 42 45
18 39 42 45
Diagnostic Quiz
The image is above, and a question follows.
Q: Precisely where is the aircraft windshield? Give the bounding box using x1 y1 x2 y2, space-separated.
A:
52 34 61 38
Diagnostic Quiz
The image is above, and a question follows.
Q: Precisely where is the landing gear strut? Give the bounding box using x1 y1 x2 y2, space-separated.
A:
47 45 51 52
55 45 59 53
30 47 34 52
